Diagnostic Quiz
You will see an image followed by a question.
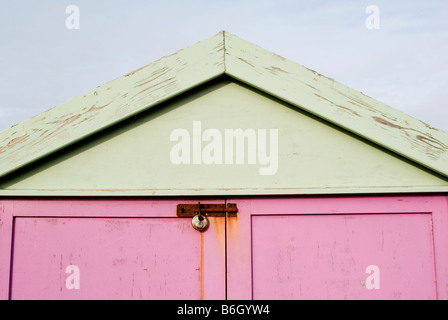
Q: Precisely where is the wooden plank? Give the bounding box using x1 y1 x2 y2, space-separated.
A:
1 81 446 195
11 217 203 299
1 30 447 190
0 201 13 299
2 198 226 300
2 185 448 196
226 195 448 300
0 32 226 179
223 31 448 178
430 196 448 299
252 213 436 299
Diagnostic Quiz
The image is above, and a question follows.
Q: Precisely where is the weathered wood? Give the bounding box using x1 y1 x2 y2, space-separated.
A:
223 31 448 178
0 30 447 188
2 198 226 299
0 32 226 178
1 81 446 195
226 195 448 299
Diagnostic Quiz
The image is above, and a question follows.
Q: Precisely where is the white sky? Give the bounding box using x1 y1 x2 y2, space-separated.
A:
1 0 447 133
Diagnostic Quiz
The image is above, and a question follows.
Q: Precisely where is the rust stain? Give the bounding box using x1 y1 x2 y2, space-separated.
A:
200 231 205 300
210 216 226 261
226 215 240 240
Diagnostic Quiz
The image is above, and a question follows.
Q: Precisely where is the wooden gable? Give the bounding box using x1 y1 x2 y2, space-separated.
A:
0 31 447 195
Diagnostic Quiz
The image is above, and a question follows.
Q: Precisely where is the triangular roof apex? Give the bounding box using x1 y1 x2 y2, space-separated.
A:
0 31 447 179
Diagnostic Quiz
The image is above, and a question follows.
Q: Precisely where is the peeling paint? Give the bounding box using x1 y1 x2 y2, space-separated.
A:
0 30 447 183
372 116 404 129
237 57 255 68
124 65 147 77
7 134 29 147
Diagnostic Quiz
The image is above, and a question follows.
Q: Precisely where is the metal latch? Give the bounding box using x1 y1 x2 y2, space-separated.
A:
176 203 238 218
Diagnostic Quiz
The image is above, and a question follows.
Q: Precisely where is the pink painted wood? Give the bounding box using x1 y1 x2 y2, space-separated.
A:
252 213 434 299
226 195 448 300
1 195 447 300
0 199 226 300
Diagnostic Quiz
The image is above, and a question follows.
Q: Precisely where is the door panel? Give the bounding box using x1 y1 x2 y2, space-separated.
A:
5 199 226 300
2 196 448 300
252 214 435 299
12 217 200 299
226 196 448 300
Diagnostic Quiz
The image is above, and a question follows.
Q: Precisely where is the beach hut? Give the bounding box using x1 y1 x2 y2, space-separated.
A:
1 31 447 299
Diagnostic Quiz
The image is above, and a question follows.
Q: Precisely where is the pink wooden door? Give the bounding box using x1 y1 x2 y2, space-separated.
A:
0 199 226 300
2 196 448 300
226 196 448 300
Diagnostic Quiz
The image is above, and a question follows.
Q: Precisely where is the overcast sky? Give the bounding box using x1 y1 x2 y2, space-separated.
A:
1 0 447 134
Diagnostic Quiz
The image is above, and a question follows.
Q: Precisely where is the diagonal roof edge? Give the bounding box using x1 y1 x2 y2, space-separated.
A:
0 31 226 178
0 30 447 180
223 31 448 178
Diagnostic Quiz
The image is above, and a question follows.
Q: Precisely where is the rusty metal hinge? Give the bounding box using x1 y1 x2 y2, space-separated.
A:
176 202 238 217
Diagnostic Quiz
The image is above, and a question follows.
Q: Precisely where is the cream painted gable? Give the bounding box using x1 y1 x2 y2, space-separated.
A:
1 79 447 195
